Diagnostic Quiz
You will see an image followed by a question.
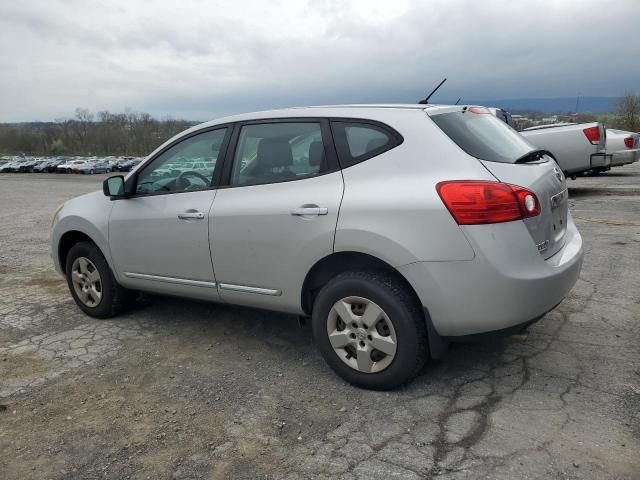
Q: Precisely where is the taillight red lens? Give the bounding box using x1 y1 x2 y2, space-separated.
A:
436 181 541 225
583 126 600 145
624 137 634 148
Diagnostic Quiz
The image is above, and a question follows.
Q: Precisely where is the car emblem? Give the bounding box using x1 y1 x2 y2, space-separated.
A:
553 166 563 183
536 239 549 252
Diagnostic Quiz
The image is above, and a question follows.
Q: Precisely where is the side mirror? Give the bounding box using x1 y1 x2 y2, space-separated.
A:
103 175 125 198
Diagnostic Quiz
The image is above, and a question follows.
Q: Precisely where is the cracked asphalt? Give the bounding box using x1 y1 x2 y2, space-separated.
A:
0 167 639 479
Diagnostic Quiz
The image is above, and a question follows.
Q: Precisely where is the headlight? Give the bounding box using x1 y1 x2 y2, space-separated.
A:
50 203 64 227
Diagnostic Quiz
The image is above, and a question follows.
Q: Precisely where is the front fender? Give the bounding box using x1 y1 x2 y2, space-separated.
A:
51 191 115 276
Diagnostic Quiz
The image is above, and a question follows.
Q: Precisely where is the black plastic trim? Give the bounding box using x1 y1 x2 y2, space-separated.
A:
329 118 404 169
423 307 449 359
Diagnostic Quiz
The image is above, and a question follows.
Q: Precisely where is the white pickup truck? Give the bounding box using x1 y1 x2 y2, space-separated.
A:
490 108 610 178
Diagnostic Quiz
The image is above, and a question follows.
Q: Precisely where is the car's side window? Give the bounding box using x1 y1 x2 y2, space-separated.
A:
230 122 325 186
136 128 227 194
331 121 402 168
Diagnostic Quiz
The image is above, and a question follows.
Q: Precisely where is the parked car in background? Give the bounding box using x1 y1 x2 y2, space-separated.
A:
51 104 583 389
70 161 91 173
489 108 609 178
17 158 43 172
113 158 143 172
27 160 50 172
0 159 12 172
32 160 54 172
520 123 610 177
1 159 28 172
76 161 112 174
57 160 88 173
605 129 640 167
45 159 69 172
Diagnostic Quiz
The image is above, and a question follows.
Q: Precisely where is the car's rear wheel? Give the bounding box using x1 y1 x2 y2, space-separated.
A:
65 241 134 318
312 271 428 390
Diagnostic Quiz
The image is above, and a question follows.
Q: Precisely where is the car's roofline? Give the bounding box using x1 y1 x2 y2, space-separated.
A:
184 103 489 132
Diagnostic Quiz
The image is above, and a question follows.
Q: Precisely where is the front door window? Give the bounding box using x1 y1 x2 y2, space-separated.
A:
137 128 227 194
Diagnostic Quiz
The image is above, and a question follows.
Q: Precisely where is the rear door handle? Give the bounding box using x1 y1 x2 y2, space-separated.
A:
290 207 328 216
178 210 205 220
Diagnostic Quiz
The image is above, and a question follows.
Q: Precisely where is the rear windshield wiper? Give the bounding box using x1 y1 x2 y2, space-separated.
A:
515 149 551 164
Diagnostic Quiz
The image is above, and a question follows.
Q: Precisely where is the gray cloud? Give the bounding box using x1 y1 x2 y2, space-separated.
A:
0 0 638 121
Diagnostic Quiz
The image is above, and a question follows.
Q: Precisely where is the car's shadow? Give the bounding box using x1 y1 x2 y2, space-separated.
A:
568 186 640 198
122 294 521 391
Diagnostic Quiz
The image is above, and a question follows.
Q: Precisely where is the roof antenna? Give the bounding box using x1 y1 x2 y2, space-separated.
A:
454 97 462 105
418 78 447 104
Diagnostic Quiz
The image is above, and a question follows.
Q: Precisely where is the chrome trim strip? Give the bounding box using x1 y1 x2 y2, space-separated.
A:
218 283 282 296
123 272 217 288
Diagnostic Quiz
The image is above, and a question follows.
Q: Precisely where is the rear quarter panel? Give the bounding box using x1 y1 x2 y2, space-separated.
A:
335 109 493 266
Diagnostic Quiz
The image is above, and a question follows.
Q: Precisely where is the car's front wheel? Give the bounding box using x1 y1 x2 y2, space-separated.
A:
65 241 134 318
312 271 428 390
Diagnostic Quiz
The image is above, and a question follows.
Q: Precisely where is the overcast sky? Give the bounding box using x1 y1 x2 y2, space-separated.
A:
0 0 638 122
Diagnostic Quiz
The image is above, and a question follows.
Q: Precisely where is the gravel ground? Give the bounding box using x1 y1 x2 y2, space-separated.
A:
0 168 638 480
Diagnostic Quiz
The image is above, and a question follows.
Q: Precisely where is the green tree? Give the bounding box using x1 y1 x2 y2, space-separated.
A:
614 93 640 132
50 138 65 154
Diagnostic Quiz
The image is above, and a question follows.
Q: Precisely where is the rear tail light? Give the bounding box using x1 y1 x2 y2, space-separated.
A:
583 126 601 145
624 137 634 148
436 181 541 225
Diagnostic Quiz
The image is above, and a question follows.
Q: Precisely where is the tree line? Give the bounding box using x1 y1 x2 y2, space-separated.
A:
1 95 638 157
0 108 194 156
511 93 640 132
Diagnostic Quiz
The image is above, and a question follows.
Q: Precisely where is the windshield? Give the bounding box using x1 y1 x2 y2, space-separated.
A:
431 110 536 163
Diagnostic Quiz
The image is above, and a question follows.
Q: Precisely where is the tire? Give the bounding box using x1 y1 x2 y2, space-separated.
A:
311 271 428 390
89 169 95 175
65 241 134 318
106 168 111 173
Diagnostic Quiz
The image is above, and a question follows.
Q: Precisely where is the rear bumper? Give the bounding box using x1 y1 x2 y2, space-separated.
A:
610 150 640 167
442 301 559 342
398 213 583 336
590 152 612 169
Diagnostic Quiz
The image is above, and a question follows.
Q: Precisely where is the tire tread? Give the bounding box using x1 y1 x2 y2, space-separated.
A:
312 270 428 390
65 241 133 319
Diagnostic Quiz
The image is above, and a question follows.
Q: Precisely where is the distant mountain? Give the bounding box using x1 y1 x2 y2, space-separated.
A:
441 96 619 114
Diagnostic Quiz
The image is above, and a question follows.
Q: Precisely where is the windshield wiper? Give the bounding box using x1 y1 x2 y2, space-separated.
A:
515 149 551 164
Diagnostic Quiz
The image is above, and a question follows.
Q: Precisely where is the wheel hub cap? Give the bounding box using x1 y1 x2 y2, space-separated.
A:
70 256 103 308
355 328 367 341
326 296 397 374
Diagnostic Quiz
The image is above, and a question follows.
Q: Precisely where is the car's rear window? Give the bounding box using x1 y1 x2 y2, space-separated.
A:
431 110 535 163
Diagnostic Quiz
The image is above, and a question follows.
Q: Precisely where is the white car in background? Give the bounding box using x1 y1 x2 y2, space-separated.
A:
605 129 640 167
57 159 89 173
489 109 609 178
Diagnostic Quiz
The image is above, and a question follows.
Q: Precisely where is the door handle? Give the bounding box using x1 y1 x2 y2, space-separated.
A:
178 210 205 220
290 207 328 216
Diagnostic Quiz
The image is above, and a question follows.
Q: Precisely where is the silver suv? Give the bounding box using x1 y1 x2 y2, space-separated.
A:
51 105 583 389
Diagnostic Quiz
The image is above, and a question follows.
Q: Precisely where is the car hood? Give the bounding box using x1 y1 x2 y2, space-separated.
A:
63 190 104 209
